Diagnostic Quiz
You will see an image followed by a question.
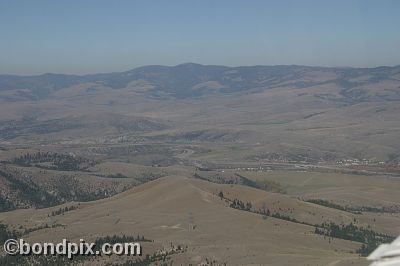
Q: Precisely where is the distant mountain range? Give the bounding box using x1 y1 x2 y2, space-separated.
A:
1 63 400 162
1 63 399 100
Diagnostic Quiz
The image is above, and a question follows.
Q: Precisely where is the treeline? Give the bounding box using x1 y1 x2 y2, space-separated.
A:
0 224 26 266
307 199 399 214
193 172 286 194
314 222 394 256
22 223 64 235
107 253 172 266
0 194 15 212
219 190 395 256
0 166 122 212
229 198 253 211
106 244 187 266
49 205 79 217
358 205 400 213
234 173 287 194
219 191 306 225
0 223 18 245
0 253 71 266
12 152 95 171
307 199 361 214
95 234 152 247
106 173 131 179
0 232 153 266
270 212 304 224
0 168 59 210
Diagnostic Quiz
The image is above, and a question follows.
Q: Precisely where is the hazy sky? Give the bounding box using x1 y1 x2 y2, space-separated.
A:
1 0 399 75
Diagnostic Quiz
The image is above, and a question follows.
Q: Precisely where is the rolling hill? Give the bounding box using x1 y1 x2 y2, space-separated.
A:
0 64 399 265
0 175 371 265
1 63 400 162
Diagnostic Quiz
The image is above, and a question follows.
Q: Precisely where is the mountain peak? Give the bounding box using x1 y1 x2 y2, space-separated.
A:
174 62 204 68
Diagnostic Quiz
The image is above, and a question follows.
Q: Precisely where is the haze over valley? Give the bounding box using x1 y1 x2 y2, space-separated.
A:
1 1 400 265
0 63 400 265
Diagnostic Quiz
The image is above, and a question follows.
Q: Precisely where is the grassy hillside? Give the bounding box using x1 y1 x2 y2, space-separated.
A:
0 175 374 265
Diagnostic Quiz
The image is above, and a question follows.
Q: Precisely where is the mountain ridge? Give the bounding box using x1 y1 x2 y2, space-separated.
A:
1 63 400 100
2 62 400 77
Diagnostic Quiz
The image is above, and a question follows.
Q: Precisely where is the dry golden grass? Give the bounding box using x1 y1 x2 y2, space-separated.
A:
0 175 369 265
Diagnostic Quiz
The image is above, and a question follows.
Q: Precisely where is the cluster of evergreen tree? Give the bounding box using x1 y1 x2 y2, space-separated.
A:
307 199 358 213
235 173 286 193
270 212 303 223
357 205 399 213
0 250 81 265
314 222 395 256
220 191 395 257
357 242 382 257
194 172 286 194
258 207 271 217
107 244 187 266
234 173 259 188
49 205 78 217
0 224 26 266
306 199 397 214
224 190 396 256
107 254 170 266
221 191 303 224
107 173 129 179
193 173 208 181
0 169 59 209
94 234 152 248
0 223 18 244
0 167 119 212
12 152 95 171
0 194 15 212
229 198 252 211
0 233 153 266
22 223 64 235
